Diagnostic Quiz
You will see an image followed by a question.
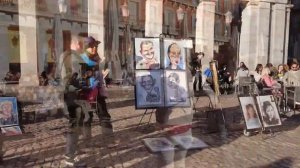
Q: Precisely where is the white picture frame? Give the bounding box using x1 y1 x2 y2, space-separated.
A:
239 96 262 130
256 95 282 127
135 38 161 70
163 39 186 70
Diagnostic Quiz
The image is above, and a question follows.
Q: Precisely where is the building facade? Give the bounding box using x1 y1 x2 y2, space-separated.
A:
0 0 233 85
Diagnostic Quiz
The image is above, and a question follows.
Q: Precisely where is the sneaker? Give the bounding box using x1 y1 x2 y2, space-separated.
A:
64 157 85 167
63 154 79 162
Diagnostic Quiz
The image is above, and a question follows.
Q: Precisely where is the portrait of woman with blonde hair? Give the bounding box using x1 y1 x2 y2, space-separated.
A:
0 100 18 126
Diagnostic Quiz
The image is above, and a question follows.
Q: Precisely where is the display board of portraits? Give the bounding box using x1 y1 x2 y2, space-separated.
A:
134 38 190 109
0 97 22 136
239 95 282 130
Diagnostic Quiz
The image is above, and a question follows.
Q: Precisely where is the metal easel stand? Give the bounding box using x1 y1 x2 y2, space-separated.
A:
136 109 155 130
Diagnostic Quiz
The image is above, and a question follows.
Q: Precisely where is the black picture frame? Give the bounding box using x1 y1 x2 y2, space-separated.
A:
135 70 164 109
164 70 191 107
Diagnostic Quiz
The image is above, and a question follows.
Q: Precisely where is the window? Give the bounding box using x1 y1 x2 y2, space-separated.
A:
128 1 139 24
81 0 88 13
164 9 175 33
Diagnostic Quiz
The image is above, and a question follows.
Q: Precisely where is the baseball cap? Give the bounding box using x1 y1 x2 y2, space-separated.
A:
84 36 101 48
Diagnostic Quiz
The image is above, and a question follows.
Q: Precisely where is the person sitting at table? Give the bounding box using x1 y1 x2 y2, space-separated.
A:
276 64 288 81
261 67 283 100
283 61 300 85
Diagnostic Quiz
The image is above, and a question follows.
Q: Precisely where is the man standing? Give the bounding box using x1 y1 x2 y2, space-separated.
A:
58 35 92 166
80 36 112 129
190 52 204 93
136 40 160 69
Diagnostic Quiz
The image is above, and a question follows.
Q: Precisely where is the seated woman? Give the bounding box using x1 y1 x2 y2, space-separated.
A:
276 64 288 81
250 64 263 83
234 62 249 85
261 67 283 99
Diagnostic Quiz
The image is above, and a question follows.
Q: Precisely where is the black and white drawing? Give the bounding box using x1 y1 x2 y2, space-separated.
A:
143 137 175 152
256 95 282 127
135 70 164 108
164 70 190 107
171 135 208 150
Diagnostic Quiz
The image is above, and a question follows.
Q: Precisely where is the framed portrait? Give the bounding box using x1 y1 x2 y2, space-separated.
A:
163 39 186 70
0 97 19 127
143 137 175 152
135 70 164 109
164 70 190 107
239 96 262 130
134 38 161 70
1 126 22 136
256 95 282 127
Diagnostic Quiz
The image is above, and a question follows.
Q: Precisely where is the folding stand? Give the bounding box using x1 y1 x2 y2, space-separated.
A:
136 109 155 130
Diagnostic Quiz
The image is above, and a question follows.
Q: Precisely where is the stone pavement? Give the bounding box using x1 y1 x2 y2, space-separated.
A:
0 89 300 168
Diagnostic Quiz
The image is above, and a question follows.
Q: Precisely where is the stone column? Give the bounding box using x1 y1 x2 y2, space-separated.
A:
195 1 215 77
88 0 105 70
239 0 291 70
283 7 291 64
37 18 49 73
0 14 11 80
269 4 286 65
18 0 39 86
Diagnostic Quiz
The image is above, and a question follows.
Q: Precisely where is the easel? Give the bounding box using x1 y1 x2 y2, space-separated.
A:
201 61 227 135
136 109 155 130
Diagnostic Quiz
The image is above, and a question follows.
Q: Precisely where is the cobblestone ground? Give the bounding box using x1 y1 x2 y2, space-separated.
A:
0 91 300 168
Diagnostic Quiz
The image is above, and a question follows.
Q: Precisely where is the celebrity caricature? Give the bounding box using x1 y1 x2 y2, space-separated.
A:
167 72 186 102
139 75 160 103
136 40 160 69
166 43 183 70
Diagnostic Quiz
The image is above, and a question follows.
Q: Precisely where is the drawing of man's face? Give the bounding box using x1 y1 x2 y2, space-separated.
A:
168 43 181 67
167 73 180 89
140 41 155 61
140 75 155 91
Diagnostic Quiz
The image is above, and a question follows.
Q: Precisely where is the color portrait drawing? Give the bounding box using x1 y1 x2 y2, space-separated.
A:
244 103 261 129
136 40 160 70
166 43 183 70
0 100 18 126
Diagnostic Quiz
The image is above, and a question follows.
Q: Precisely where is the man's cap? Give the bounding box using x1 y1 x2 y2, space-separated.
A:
84 36 101 48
